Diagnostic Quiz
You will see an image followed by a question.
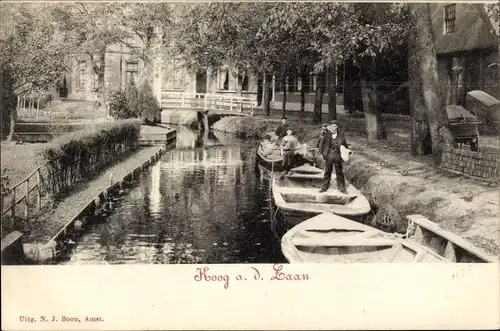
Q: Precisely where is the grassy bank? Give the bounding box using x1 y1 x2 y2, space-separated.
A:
212 112 500 256
1 119 144 241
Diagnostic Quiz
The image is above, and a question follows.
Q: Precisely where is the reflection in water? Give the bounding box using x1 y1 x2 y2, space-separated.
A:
60 129 287 264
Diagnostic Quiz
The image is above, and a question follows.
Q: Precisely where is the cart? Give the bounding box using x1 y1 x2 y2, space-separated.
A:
446 105 481 151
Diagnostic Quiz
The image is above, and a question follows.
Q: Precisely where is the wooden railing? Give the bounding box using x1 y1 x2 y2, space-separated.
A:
1 167 42 220
161 92 257 114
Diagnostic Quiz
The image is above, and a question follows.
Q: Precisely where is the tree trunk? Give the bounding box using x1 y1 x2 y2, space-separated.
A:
97 48 106 110
262 73 272 116
408 23 433 155
281 75 287 118
327 66 337 121
344 59 355 114
410 3 456 166
313 71 325 124
360 57 385 141
1 66 16 142
7 105 16 142
300 72 307 114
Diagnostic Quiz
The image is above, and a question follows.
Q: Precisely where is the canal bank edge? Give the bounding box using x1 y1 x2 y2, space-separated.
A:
1 143 173 264
212 116 500 257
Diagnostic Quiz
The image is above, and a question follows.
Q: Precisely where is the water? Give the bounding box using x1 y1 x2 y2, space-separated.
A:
59 127 288 264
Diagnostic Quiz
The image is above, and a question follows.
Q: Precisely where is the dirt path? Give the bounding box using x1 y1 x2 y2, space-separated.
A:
346 136 500 255
213 113 500 256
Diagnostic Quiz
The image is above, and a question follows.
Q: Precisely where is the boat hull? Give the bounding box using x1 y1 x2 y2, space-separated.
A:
281 213 450 263
272 176 372 220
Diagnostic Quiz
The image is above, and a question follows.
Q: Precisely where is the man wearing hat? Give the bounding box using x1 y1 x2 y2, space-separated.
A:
280 128 299 174
318 120 348 194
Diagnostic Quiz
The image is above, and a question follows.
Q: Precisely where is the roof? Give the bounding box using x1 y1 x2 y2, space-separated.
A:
466 90 500 107
446 105 477 119
430 3 499 54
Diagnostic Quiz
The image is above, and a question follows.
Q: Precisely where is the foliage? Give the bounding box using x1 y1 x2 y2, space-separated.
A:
107 89 131 119
36 119 141 199
125 80 140 117
1 168 10 196
138 82 161 125
306 3 409 69
485 3 500 36
0 3 69 95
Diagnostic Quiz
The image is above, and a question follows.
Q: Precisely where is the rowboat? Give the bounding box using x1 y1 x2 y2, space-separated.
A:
256 132 314 171
272 164 371 224
403 214 497 263
257 143 284 171
281 212 451 263
281 212 497 263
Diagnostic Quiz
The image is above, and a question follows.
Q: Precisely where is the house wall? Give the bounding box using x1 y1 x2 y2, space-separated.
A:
432 3 500 104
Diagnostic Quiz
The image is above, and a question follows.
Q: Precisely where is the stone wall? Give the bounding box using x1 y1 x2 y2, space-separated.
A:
441 145 500 180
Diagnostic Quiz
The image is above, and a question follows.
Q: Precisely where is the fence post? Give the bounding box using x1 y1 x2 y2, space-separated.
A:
25 178 29 218
11 187 16 220
36 168 41 210
36 97 40 120
230 97 233 112
181 93 184 108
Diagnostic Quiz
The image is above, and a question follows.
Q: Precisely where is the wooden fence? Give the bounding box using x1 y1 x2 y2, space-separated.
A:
161 92 257 114
1 167 42 220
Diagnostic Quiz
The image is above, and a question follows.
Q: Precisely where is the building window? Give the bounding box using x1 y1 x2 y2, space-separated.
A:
92 62 100 89
126 61 139 83
162 59 185 90
238 72 249 91
93 73 99 89
77 62 86 88
444 4 456 34
218 68 229 90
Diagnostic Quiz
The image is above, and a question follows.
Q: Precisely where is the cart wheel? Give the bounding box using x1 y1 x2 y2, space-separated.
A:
470 135 479 152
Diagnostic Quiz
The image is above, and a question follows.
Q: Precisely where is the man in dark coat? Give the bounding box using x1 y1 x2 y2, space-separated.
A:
275 118 289 139
318 120 348 194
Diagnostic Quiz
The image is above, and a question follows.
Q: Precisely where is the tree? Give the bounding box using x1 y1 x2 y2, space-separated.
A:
407 12 432 156
50 3 123 108
327 66 337 121
310 3 408 138
125 79 139 117
1 3 69 141
138 81 161 125
409 4 456 166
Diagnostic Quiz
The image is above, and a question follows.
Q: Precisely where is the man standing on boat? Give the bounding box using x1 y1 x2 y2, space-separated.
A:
275 118 289 139
280 128 299 175
318 120 348 194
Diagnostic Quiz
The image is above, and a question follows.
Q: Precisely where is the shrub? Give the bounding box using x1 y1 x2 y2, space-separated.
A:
107 89 130 119
138 81 161 125
1 168 10 196
36 119 141 199
125 79 140 118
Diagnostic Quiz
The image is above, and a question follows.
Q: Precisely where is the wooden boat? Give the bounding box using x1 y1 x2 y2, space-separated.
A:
282 212 498 263
403 214 497 263
256 132 314 171
257 143 284 171
272 164 371 223
281 212 451 263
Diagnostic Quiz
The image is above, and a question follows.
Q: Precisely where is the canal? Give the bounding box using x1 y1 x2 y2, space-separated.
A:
58 126 288 265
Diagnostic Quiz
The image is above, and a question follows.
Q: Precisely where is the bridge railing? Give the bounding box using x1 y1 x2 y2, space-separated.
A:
161 92 257 114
